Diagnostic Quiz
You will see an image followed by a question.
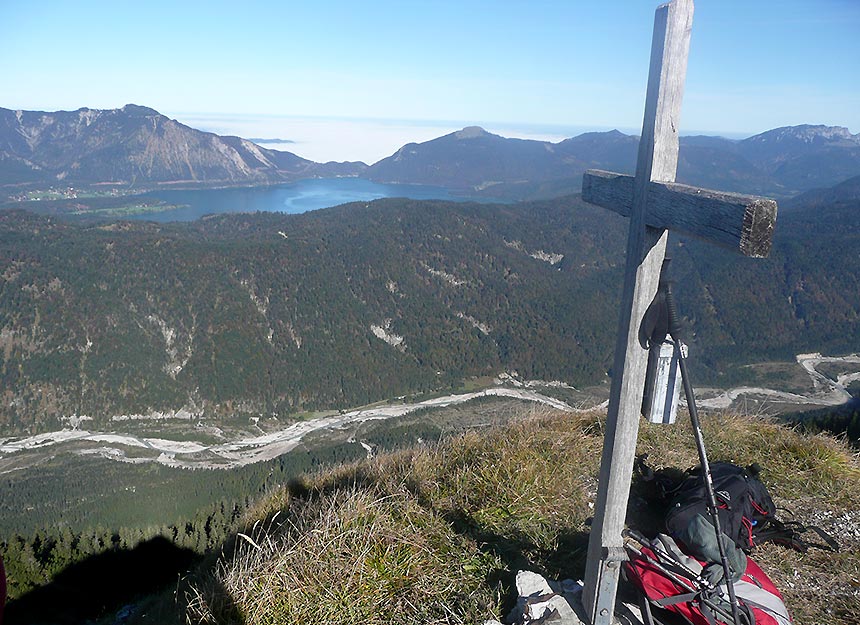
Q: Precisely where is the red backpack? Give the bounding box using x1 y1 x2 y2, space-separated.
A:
623 532 791 625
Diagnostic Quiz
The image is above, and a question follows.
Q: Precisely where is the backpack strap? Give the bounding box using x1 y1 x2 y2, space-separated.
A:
654 591 699 607
754 518 840 552
635 454 688 504
804 525 841 552
654 591 729 625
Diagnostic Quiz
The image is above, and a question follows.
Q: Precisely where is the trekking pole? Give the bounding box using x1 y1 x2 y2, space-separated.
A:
623 529 716 592
660 266 744 625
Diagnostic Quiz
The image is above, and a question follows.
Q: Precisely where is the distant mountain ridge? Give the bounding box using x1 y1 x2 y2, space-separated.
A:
365 126 582 191
0 104 367 188
1 104 858 201
367 123 860 199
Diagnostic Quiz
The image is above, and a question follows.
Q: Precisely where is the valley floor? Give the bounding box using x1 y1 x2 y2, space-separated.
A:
1 352 857 475
0 387 581 473
696 352 860 409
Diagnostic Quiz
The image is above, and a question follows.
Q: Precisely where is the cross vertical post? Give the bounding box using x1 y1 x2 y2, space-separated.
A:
582 1 694 623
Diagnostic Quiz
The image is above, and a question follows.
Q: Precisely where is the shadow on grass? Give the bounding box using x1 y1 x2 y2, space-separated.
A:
4 536 232 625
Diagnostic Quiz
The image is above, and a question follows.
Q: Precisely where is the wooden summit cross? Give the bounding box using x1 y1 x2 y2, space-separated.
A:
580 1 777 624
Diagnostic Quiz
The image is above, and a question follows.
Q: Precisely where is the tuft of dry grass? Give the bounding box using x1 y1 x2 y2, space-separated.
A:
174 407 860 625
186 488 500 625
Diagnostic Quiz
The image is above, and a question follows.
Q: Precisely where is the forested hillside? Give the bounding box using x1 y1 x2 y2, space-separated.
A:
1 188 858 433
0 197 624 432
669 186 860 382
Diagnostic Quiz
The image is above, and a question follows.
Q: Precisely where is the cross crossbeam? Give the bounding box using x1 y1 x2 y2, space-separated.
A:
582 170 777 258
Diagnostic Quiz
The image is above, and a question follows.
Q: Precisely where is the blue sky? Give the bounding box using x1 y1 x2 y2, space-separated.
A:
2 0 858 162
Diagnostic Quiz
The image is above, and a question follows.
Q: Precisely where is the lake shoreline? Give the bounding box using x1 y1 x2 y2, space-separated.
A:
3 177 498 222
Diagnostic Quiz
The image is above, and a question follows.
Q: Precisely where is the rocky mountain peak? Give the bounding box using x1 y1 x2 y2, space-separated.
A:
120 103 161 117
454 126 490 139
0 104 369 187
746 124 860 146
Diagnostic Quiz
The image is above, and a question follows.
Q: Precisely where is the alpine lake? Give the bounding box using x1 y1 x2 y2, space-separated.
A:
133 178 468 221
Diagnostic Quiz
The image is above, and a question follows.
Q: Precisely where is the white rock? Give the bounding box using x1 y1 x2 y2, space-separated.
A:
515 570 553 597
507 571 586 625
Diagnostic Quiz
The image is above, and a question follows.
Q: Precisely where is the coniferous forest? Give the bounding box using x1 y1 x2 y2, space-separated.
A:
1 192 858 434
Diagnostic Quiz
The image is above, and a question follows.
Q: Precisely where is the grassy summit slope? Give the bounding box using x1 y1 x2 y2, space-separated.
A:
157 409 860 625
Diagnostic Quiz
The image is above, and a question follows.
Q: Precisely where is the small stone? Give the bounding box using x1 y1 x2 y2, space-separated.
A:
516 570 554 597
507 571 586 625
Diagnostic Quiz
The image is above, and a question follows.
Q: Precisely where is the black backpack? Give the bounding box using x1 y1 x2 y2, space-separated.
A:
665 462 776 551
636 458 839 553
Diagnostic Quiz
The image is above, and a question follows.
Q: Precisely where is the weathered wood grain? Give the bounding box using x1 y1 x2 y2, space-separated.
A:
583 1 694 623
582 169 778 257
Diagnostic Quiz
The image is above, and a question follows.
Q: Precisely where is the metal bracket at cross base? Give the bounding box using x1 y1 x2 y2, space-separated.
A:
592 546 628 622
